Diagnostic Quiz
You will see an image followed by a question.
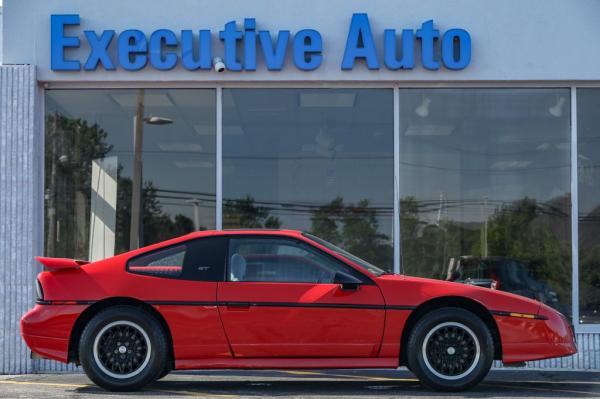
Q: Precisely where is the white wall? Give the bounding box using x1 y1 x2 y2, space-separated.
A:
3 0 600 83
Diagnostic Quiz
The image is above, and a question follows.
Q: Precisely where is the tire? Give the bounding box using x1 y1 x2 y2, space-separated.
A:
407 307 493 392
157 365 170 380
79 305 168 391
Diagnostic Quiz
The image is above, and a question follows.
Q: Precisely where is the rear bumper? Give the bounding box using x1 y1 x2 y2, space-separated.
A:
21 333 69 362
20 304 88 363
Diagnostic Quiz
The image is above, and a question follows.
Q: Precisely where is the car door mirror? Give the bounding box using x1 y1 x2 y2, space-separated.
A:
333 271 362 291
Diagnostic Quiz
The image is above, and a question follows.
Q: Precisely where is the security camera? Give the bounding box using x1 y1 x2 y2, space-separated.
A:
212 57 226 73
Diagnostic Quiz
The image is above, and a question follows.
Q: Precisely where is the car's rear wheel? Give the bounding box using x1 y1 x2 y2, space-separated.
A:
407 307 493 391
79 306 167 391
157 365 171 380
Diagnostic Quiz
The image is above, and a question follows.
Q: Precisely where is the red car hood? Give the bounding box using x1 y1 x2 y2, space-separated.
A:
375 274 542 315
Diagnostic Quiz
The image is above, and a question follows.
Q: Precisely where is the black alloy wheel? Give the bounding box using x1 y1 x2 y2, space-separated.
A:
407 307 494 391
79 306 168 391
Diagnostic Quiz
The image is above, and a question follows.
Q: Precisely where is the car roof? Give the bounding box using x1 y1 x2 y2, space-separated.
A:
186 229 304 239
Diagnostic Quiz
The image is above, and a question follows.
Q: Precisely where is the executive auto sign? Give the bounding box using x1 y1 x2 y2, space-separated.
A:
50 13 471 72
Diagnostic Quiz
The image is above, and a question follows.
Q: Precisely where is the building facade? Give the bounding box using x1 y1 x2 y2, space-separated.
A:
1 0 600 373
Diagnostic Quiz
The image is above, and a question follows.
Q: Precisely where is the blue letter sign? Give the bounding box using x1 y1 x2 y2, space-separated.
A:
50 14 471 72
51 14 81 71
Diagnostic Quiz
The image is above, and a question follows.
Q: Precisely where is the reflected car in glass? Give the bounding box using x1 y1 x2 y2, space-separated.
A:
445 256 567 315
21 230 576 392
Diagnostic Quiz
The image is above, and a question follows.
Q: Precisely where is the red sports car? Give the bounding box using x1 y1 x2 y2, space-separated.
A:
21 230 576 392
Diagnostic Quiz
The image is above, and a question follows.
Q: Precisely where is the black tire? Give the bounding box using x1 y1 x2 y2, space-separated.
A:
79 305 168 391
156 365 170 380
407 307 493 392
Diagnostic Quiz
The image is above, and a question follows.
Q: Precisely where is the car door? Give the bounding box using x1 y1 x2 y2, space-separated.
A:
217 236 386 358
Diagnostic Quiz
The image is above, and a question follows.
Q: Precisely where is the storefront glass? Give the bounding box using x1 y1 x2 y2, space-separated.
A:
44 89 216 260
43 87 576 315
398 88 572 316
578 88 600 324
222 89 394 270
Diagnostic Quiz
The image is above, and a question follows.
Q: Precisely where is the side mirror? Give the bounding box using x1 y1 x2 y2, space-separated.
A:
334 271 362 291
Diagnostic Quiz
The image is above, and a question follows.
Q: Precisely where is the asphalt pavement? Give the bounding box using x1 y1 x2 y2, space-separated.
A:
0 369 598 398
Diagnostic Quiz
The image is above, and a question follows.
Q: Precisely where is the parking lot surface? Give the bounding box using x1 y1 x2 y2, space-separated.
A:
0 369 598 398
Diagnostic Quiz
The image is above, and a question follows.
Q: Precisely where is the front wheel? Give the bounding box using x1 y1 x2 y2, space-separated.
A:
79 306 167 391
407 307 493 391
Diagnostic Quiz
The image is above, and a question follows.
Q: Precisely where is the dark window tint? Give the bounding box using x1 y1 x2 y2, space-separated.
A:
228 237 366 284
182 237 228 281
128 237 227 281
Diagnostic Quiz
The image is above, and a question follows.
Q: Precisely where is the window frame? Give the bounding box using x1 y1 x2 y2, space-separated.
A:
224 235 375 285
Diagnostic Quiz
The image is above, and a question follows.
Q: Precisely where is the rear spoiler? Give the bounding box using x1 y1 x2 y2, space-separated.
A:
35 256 90 271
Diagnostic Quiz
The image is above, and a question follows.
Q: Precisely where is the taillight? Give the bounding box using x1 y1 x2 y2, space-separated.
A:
35 279 44 301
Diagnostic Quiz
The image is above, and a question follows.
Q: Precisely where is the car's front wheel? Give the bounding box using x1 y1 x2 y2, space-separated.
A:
407 307 493 391
79 306 167 391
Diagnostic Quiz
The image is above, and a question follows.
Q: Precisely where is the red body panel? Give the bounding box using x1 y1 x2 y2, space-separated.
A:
218 282 385 357
20 229 577 369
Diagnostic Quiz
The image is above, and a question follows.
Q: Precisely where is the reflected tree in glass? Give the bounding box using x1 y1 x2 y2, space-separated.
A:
45 113 113 259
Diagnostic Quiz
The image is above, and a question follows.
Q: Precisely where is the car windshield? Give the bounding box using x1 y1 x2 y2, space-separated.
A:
302 233 388 276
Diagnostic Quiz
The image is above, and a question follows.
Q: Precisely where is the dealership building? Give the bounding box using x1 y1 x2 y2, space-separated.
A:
1 0 600 373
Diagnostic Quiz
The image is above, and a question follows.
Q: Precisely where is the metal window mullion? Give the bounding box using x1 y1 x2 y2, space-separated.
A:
393 86 401 274
216 87 223 230
571 86 580 330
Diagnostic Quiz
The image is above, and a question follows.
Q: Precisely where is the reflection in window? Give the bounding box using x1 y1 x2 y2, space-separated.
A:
44 89 216 261
128 245 186 277
222 89 394 270
399 89 572 317
228 238 363 283
578 89 600 324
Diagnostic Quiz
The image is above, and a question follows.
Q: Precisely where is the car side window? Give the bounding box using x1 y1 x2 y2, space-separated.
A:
227 238 367 284
128 245 186 278
127 237 227 281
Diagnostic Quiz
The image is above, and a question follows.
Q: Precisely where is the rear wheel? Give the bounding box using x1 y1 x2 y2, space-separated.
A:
79 306 167 391
157 365 170 380
407 307 493 391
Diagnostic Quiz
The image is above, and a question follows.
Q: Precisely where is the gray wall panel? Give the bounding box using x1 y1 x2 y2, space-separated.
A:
0 64 38 374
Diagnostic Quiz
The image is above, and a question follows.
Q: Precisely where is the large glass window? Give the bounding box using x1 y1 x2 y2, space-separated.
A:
399 89 572 316
44 89 216 260
578 88 600 324
223 89 394 270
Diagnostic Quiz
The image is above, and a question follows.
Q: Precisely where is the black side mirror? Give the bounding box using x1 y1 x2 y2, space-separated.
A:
334 271 362 291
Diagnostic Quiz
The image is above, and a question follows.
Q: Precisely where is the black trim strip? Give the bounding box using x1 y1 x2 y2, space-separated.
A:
219 301 415 310
147 301 217 306
36 300 96 305
386 305 417 310
490 310 548 320
37 299 416 311
36 300 546 319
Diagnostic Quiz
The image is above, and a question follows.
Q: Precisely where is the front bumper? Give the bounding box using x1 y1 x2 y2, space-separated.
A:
496 305 577 364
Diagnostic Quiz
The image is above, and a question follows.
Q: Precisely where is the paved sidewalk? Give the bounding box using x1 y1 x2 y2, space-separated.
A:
0 369 598 398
